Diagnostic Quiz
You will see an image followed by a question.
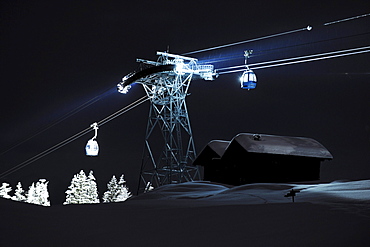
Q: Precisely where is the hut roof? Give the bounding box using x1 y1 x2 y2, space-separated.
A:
231 133 333 159
192 140 229 166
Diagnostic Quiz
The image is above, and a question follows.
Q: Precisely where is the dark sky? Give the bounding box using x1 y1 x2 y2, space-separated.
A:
1 0 369 203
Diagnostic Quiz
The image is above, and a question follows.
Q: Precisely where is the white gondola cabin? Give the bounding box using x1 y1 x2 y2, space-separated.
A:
85 122 99 156
85 139 99 156
240 69 257 90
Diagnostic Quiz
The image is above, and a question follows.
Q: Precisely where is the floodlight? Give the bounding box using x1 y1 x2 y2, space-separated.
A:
174 61 186 75
117 84 131 94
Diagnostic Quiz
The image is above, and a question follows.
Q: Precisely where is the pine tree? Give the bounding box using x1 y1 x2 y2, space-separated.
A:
0 182 12 199
87 170 100 204
25 179 51 206
64 170 85 205
103 174 132 203
12 182 26 202
64 170 100 205
26 183 38 204
117 174 132 202
35 179 51 206
102 175 119 203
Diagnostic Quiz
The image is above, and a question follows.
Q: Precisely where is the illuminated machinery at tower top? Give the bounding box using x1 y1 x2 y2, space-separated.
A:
117 51 221 99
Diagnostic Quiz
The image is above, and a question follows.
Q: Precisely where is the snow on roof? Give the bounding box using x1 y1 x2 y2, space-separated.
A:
194 133 333 167
232 133 333 159
192 140 229 166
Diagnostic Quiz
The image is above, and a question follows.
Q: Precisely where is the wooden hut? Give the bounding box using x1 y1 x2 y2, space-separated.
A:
194 133 333 185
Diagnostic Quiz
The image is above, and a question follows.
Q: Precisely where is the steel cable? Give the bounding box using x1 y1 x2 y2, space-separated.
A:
0 95 149 179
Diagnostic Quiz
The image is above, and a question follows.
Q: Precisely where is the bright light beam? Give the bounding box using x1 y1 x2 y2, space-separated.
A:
183 26 312 55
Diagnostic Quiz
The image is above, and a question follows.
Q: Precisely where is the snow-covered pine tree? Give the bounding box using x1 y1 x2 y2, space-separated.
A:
86 170 100 204
25 179 51 206
67 171 81 204
64 170 100 205
102 175 119 203
12 182 26 202
35 179 50 206
117 174 132 202
64 170 86 205
0 182 12 199
102 175 116 203
103 174 132 203
26 182 38 204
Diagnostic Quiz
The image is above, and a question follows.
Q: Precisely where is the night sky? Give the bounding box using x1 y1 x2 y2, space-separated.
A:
1 0 369 204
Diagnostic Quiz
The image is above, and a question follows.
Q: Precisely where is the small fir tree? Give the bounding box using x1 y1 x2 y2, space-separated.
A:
117 174 132 202
0 182 12 199
102 175 118 203
35 179 50 206
25 179 51 206
103 174 132 203
64 170 100 205
26 183 38 204
86 170 100 204
12 182 26 202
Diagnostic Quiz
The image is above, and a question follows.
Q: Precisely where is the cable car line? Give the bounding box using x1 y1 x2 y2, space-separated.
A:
182 26 312 55
251 49 370 70
324 13 370 26
202 31 370 65
218 46 370 74
4 15 367 158
0 86 115 158
3 43 366 177
98 95 149 127
0 95 149 179
217 46 370 71
2 12 368 180
184 13 368 58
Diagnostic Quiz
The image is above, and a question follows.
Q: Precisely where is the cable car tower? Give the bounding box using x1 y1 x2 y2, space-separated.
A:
117 51 217 193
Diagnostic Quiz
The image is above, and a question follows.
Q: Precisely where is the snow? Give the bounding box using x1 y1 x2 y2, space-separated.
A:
131 180 370 207
1 180 370 246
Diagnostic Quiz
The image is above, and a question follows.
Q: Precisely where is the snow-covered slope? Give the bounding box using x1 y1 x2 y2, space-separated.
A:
1 180 370 246
132 180 370 203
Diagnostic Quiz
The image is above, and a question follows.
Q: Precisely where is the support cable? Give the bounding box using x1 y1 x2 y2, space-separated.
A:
218 46 370 71
185 12 369 57
0 87 115 157
202 32 370 65
324 13 370 26
0 95 149 179
182 26 312 55
251 49 370 70
218 46 370 74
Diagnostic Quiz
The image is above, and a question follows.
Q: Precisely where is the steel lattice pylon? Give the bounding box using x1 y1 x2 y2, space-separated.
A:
117 51 217 193
139 76 199 193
